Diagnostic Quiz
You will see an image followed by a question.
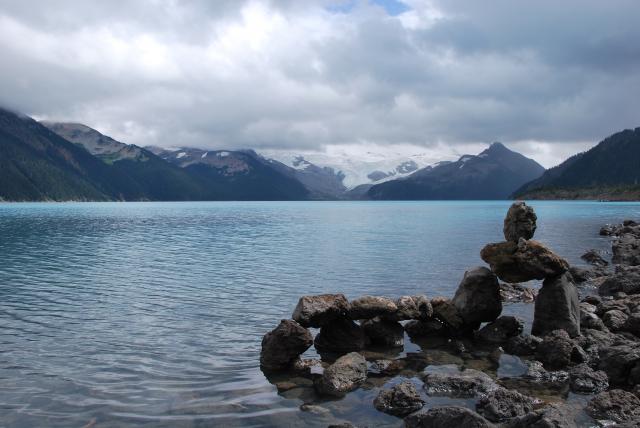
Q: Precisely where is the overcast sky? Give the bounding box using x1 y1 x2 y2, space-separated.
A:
1 0 638 167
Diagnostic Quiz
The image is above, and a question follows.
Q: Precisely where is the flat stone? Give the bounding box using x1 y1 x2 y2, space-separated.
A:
292 294 350 328
349 295 397 320
422 369 498 398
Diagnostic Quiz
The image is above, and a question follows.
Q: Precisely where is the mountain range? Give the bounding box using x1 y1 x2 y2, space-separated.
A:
1 106 638 201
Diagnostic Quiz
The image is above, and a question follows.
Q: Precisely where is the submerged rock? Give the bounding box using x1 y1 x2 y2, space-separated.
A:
532 273 580 338
315 352 367 397
476 316 524 344
581 249 609 267
314 318 365 354
451 267 502 326
361 317 404 348
260 319 313 371
476 387 538 423
422 369 498 398
569 363 609 394
503 201 537 242
405 406 495 428
586 389 640 423
349 295 397 320
292 294 350 328
480 239 569 283
500 360 569 393
373 380 424 417
536 330 574 370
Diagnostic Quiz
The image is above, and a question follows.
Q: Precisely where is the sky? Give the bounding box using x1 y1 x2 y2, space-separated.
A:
0 0 639 168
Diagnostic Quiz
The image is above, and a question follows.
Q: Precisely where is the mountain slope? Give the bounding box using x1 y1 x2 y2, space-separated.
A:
513 128 640 199
367 143 545 200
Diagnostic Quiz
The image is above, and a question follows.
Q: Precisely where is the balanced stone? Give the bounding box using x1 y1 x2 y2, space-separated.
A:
503 201 537 242
315 352 367 397
260 319 313 371
532 272 580 338
292 294 350 328
349 295 397 320
451 266 502 326
480 239 569 283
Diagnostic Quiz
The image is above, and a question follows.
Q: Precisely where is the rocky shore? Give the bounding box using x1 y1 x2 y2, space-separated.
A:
259 202 640 427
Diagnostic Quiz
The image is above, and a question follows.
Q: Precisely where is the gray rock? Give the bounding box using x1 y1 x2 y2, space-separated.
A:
476 316 524 344
598 343 640 387
388 295 432 321
404 319 447 338
505 334 542 356
480 239 569 283
581 249 609 267
260 319 313 371
500 282 537 302
503 201 537 242
599 265 640 296
586 389 640 423
349 295 397 320
292 294 350 328
315 352 367 397
431 297 465 330
314 318 365 354
405 406 494 428
500 360 569 393
476 387 538 423
623 312 640 336
603 309 628 331
613 234 640 266
373 380 424 417
532 273 580 338
536 330 574 370
422 369 498 398
452 267 502 326
580 308 606 331
361 317 404 347
503 403 575 428
569 363 609 394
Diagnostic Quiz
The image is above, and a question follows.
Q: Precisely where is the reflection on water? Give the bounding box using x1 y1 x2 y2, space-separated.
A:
0 201 638 426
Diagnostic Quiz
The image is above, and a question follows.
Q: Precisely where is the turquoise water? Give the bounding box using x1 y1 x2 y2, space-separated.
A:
1 201 639 427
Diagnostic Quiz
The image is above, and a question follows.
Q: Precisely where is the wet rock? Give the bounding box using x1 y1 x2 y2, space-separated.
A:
315 352 367 397
599 265 640 296
581 249 609 267
532 273 580 338
570 265 607 284
451 267 502 326
431 298 465 330
314 318 365 354
505 334 542 356
405 406 495 428
598 343 640 387
349 296 397 320
568 363 608 394
613 233 640 266
388 295 432 321
480 239 569 283
536 330 574 370
404 319 447 338
260 319 313 371
504 201 537 242
476 316 524 344
503 403 574 428
292 294 350 328
586 389 640 423
623 312 640 336
291 358 326 377
422 369 498 398
361 317 404 348
580 307 606 331
500 360 569 393
499 282 537 302
476 387 538 423
603 309 628 331
373 380 424 417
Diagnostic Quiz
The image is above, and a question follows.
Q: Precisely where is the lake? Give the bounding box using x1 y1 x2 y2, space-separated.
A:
1 201 639 427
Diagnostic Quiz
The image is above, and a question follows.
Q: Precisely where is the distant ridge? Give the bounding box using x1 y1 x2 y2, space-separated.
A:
513 128 640 200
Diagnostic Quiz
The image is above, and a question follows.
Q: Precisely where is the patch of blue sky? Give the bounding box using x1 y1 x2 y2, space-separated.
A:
326 0 410 16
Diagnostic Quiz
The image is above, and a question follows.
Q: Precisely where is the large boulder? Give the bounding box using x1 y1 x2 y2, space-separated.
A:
260 319 313 371
535 330 574 370
451 267 502 326
405 406 495 428
348 295 397 320
480 239 569 283
422 369 498 398
314 352 367 397
431 297 465 331
361 317 404 348
532 273 580 338
292 294 350 327
503 201 537 242
373 380 424 417
476 387 538 423
476 316 524 344
612 233 640 266
314 318 365 354
586 389 640 423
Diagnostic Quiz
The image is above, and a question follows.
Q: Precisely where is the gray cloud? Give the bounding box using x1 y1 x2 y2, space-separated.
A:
0 0 638 166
